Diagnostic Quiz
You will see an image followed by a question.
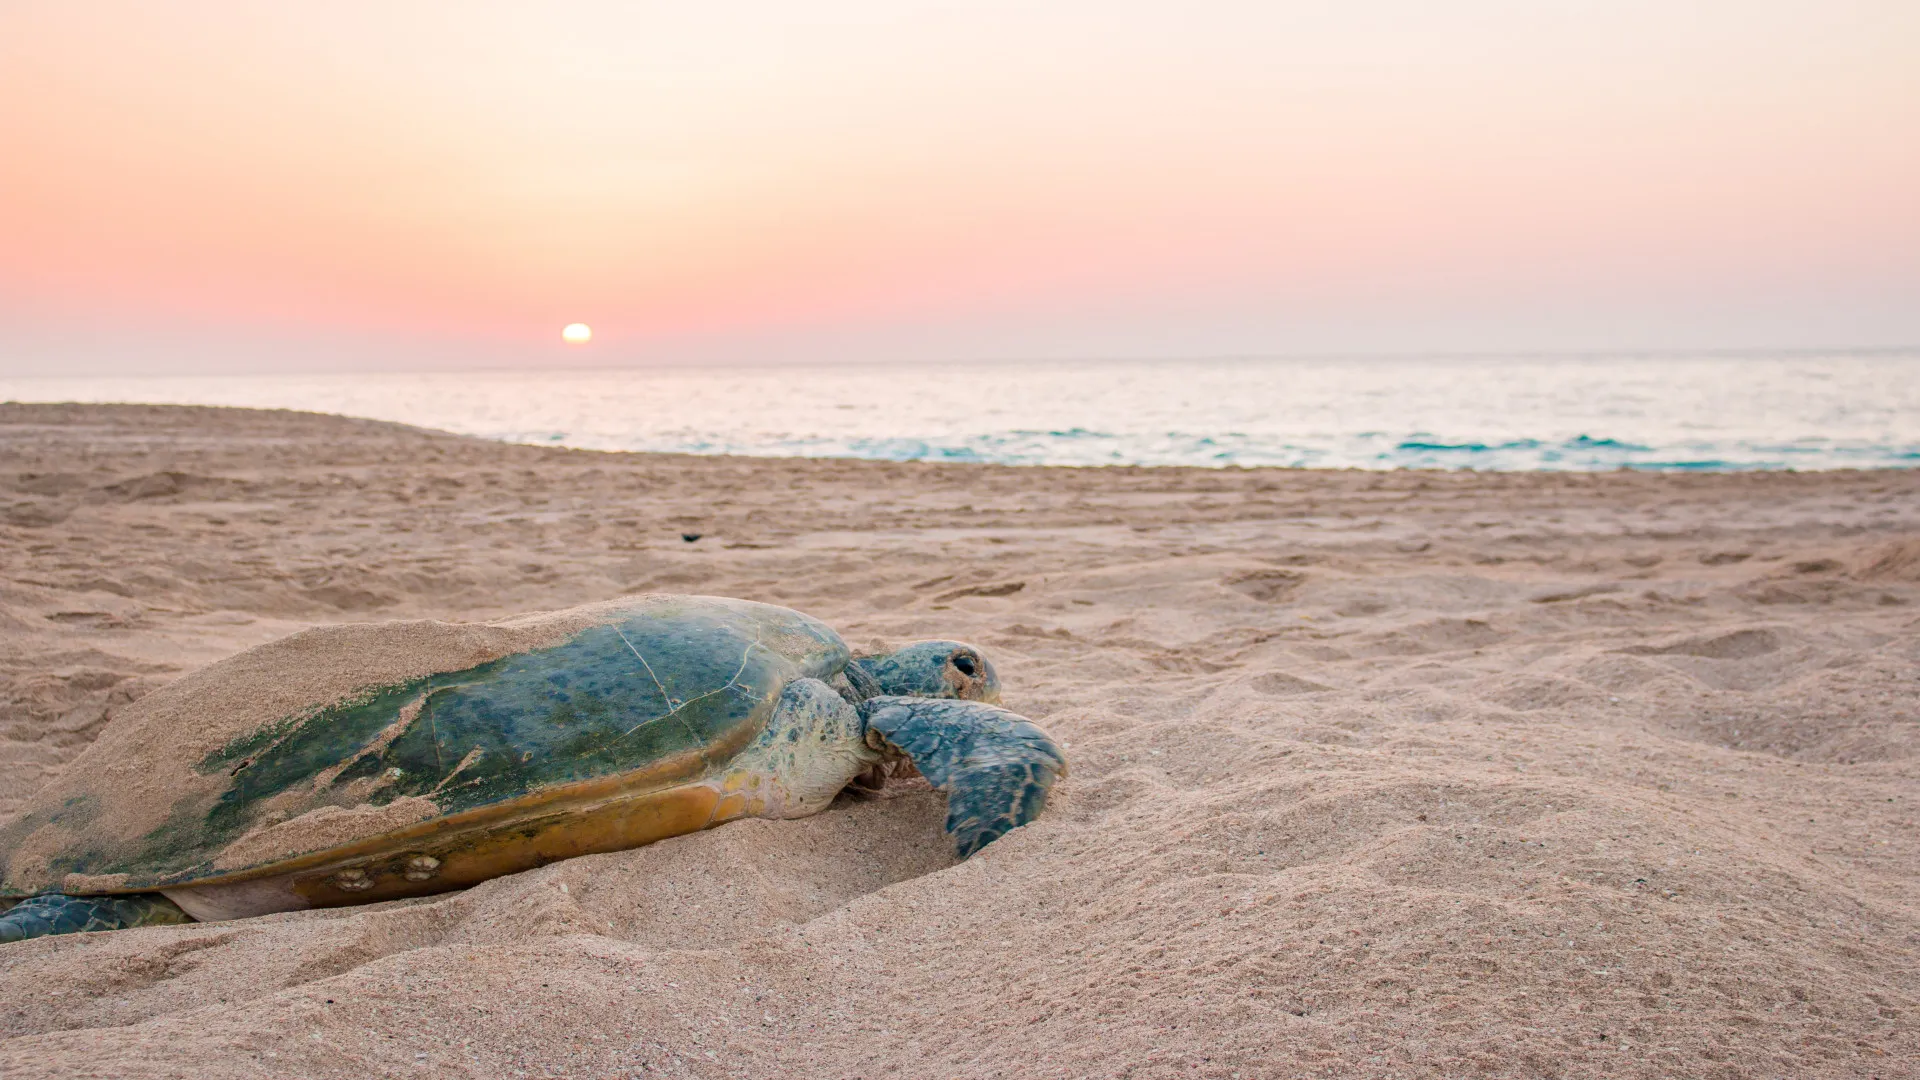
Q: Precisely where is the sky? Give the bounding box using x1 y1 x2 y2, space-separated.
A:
2 0 1917 375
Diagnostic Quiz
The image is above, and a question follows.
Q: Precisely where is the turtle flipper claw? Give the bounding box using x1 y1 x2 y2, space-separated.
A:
0 892 192 943
859 697 1066 857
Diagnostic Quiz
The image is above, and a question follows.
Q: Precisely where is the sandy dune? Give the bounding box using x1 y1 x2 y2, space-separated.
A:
1 402 1916 1078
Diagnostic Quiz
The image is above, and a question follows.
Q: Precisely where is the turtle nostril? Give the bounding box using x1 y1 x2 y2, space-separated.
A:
952 654 979 678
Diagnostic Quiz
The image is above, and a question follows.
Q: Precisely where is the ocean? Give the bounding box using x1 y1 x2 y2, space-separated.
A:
3 353 1916 471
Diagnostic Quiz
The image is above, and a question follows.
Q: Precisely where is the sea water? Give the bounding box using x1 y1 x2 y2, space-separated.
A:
3 354 1915 471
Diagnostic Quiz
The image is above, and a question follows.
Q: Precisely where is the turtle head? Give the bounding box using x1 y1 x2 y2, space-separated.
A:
850 641 1000 703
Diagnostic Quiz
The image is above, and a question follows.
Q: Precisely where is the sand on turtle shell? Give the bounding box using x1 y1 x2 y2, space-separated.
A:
0 611 621 890
209 796 445 874
0 402 1916 1079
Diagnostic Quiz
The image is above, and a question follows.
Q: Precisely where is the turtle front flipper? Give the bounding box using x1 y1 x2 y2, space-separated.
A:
0 893 193 943
859 697 1066 857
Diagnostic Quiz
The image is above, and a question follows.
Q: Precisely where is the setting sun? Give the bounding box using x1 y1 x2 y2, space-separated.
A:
561 323 592 345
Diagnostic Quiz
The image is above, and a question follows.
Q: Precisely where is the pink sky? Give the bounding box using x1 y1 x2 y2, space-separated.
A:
2 1 1917 374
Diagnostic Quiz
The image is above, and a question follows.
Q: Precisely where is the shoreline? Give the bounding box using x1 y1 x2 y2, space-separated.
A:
8 352 1917 472
7 399 1918 479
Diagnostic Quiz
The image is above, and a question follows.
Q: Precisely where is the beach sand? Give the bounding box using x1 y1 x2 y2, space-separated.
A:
1 401 1916 1079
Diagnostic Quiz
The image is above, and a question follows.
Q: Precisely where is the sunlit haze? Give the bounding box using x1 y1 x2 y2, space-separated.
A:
2 1 1916 375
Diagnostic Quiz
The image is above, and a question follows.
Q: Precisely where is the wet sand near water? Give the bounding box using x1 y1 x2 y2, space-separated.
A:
1 402 1917 1078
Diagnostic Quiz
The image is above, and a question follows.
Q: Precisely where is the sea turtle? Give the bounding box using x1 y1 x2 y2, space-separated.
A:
0 595 1065 942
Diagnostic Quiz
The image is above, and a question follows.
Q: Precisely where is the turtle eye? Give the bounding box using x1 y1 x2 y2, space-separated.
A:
951 654 979 678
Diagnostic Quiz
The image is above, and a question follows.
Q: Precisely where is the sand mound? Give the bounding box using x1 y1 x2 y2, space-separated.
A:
1857 539 1920 583
1 404 1916 1078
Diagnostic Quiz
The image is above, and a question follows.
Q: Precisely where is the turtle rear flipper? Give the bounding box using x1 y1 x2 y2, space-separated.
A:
0 893 192 943
859 697 1066 857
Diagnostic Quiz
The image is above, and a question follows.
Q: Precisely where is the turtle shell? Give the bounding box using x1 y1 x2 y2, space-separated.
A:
0 595 850 901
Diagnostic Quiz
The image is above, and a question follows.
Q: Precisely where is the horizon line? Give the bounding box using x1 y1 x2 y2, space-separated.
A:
3 344 1918 383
